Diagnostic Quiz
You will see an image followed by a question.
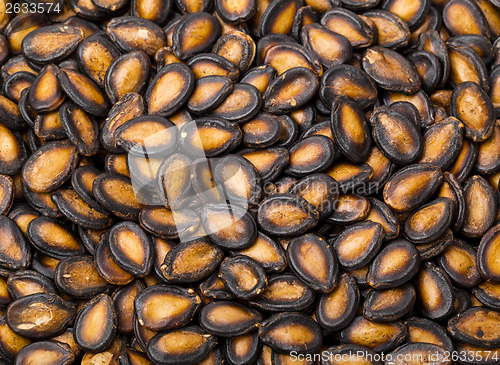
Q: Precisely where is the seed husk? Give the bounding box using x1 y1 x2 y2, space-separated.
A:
21 140 78 193
473 281 500 310
363 284 416 323
232 232 287 273
210 83 262 123
74 294 116 353
147 326 217 365
462 175 498 238
172 13 221 60
51 188 114 230
448 138 478 183
187 76 233 115
286 135 336 176
439 239 482 288
383 163 443 212
325 161 373 193
328 194 371 224
6 293 75 339
367 239 420 290
59 102 100 156
259 0 303 36
179 117 242 157
219 255 267 299
448 307 500 347
407 50 442 94
93 172 146 221
443 0 490 37
22 25 84 64
334 221 384 270
286 234 338 293
301 23 352 68
363 10 410 49
135 285 201 332
241 112 282 149
160 237 224 283
77 33 121 88
0 124 28 175
263 67 319 114
214 154 262 208
104 51 151 104
258 312 322 354
224 332 261 365
450 81 495 142
115 115 177 157
251 274 315 312
448 44 489 91
257 193 319 237
404 197 454 244
54 256 108 298
320 64 377 109
287 173 338 220
477 224 500 281
241 65 277 94
107 221 152 277
95 237 135 286
139 206 200 240
339 316 407 352
27 216 86 258
316 272 359 332
382 0 430 30
112 280 144 335
387 343 451 365
416 262 456 320
202 203 257 250
107 16 166 57
187 53 240 81
7 269 57 299
369 106 423 165
200 301 262 337
321 344 380 365
0 315 31 361
215 0 256 23
145 62 195 117
15 340 74 365
362 46 421 94
476 120 500 175
213 31 256 73
57 68 110 117
199 273 233 301
405 317 454 352
331 96 372 163
240 147 289 183
101 92 145 153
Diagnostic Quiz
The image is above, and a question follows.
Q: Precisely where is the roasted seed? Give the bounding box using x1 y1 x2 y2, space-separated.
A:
448 307 500 347
316 272 359 331
219 255 267 299
200 301 262 337
202 203 257 250
258 312 322 353
135 285 200 332
146 326 217 365
74 294 116 353
6 293 75 339
339 316 407 352
160 238 223 283
367 239 420 289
